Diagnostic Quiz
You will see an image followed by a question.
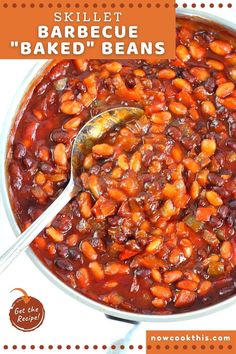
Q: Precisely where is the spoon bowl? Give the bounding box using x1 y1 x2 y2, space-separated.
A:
0 107 144 274
71 107 144 177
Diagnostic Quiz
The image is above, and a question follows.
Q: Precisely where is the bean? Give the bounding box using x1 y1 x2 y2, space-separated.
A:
221 96 236 110
60 100 83 115
210 40 232 56
76 268 90 288
61 90 74 103
169 248 183 265
177 280 198 291
218 205 229 219
68 247 82 261
180 239 193 258
55 259 73 271
190 67 210 82
176 44 190 62
52 214 72 233
152 298 166 309
208 173 224 186
66 234 79 247
54 143 67 167
101 292 123 306
173 78 192 92
83 154 95 170
151 111 172 125
203 79 216 97
105 62 122 73
164 270 183 284
198 281 212 296
92 144 114 157
220 241 233 259
174 290 197 307
194 86 208 101
151 269 162 283
104 262 130 275
88 175 103 199
34 236 47 250
81 240 97 261
43 181 54 196
149 160 161 174
204 77 216 94
206 190 223 206
89 261 105 280
134 69 145 77
171 144 183 162
150 285 172 300
56 244 69 258
178 91 196 108
229 67 236 81
210 216 223 228
146 237 163 254
50 61 70 81
190 181 200 199
225 53 236 65
64 116 81 130
111 167 123 179
108 188 127 202
206 59 224 71
51 129 70 144
103 281 119 289
125 75 136 88
227 214 234 227
158 69 176 80
201 138 216 157
38 146 50 161
46 227 64 242
201 101 216 116
79 192 93 218
228 200 236 209
169 102 188 115
35 172 46 186
118 154 129 170
216 82 235 98
185 271 200 283
130 151 142 172
189 40 206 61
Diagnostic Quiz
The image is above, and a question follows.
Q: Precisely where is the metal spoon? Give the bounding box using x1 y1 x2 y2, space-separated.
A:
0 107 144 274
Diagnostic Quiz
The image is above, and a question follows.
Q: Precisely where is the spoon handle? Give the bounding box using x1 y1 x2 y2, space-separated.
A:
0 180 75 274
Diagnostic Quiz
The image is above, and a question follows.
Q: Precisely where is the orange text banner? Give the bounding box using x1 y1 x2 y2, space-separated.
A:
147 330 235 354
0 0 175 59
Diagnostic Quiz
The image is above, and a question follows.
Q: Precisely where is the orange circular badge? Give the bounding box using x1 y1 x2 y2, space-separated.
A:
9 288 45 332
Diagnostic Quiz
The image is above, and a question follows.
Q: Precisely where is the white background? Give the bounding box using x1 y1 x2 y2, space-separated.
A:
0 2 235 353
